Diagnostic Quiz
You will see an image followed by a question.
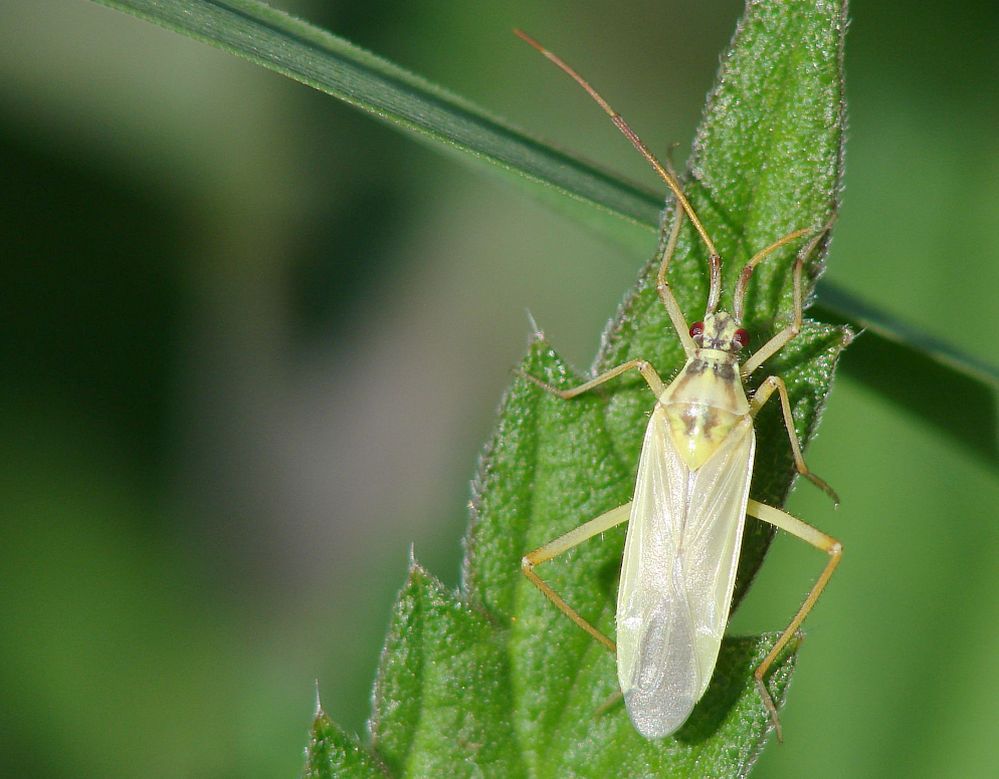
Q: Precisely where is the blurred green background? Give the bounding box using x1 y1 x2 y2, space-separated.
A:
1 1 997 777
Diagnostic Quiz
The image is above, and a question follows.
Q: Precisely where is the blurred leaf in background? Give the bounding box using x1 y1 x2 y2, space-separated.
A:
0 1 997 777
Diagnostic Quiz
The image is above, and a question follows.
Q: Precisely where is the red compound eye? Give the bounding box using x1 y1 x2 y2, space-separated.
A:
689 321 704 339
733 328 750 349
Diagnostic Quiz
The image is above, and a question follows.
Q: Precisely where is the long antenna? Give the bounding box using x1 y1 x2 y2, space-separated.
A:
514 29 720 263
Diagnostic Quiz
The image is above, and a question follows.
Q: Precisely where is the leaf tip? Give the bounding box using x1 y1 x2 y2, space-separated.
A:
314 678 324 718
403 551 437 591
525 308 546 343
839 324 857 349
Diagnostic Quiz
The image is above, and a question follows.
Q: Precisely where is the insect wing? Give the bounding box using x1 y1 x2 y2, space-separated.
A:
616 407 755 738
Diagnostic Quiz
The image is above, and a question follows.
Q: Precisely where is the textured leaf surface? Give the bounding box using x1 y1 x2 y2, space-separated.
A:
369 564 520 777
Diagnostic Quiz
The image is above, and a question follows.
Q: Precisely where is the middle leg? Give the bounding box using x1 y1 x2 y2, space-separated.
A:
749 375 839 504
522 501 632 652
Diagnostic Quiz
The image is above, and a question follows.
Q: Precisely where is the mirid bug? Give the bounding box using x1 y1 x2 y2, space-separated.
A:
515 30 843 741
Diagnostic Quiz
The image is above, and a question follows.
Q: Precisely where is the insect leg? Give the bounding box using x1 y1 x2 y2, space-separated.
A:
521 501 632 652
733 228 810 323
522 359 664 400
746 499 843 742
740 222 832 377
740 255 804 377
656 207 697 356
749 376 839 504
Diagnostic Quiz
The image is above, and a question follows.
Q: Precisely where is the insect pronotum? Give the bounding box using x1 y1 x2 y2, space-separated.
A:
515 30 843 741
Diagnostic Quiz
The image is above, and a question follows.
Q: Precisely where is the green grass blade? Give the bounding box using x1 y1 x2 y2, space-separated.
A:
91 0 996 405
817 282 999 390
89 0 658 246
815 284 998 463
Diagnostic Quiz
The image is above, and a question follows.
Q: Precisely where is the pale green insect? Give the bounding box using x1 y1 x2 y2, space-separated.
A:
515 31 843 741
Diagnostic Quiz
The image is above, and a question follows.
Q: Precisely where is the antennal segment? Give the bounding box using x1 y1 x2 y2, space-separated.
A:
706 254 722 314
514 29 719 261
